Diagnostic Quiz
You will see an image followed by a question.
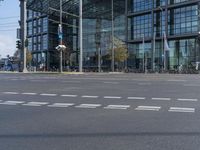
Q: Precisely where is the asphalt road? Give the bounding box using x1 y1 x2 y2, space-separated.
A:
0 73 200 150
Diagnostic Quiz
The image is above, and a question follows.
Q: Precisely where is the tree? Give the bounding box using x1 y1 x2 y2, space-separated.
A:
26 50 32 66
108 37 128 70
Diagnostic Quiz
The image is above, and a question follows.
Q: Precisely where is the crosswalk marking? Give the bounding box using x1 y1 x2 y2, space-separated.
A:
61 95 77 97
81 95 99 98
104 96 122 99
104 105 130 110
0 101 25 105
22 102 49 107
169 107 195 113
177 98 198 102
48 103 74 108
135 106 161 111
21 93 37 95
40 93 57 96
152 98 171 101
75 104 101 108
3 92 19 95
127 97 146 100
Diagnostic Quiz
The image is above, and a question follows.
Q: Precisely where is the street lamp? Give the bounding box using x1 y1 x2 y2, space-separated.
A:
111 0 115 72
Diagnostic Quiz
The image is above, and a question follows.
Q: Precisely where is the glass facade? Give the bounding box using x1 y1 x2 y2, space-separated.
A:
128 0 200 72
27 9 49 70
26 0 200 72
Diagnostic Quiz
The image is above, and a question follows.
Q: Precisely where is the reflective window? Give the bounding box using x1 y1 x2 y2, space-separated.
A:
168 5 198 36
131 14 152 40
132 0 153 12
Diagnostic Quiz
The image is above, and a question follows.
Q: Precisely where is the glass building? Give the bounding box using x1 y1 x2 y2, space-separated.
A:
26 0 200 72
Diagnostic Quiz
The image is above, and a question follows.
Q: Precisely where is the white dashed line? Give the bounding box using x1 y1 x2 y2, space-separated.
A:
104 105 130 110
3 92 19 95
135 106 161 111
81 95 99 98
6 101 25 104
103 82 119 84
40 93 57 96
104 96 122 99
177 98 198 102
168 80 186 82
22 102 49 107
62 81 81 83
127 97 146 100
169 107 195 113
0 101 25 105
48 103 74 108
75 104 101 109
61 94 78 97
138 83 151 85
152 98 171 101
21 93 37 95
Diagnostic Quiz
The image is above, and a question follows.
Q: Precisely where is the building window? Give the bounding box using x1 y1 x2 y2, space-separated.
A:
132 0 153 12
131 14 152 40
168 5 198 36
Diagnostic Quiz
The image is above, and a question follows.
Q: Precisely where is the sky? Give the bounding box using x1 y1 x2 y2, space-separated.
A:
0 0 20 58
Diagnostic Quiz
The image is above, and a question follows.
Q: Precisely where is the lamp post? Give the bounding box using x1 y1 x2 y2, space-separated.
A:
111 0 115 72
79 0 83 72
57 0 64 73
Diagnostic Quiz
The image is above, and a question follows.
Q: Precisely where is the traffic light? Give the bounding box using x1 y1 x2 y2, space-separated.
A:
16 40 21 49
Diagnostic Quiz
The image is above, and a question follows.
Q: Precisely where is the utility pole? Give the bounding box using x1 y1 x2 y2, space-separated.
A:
19 0 28 73
79 0 83 72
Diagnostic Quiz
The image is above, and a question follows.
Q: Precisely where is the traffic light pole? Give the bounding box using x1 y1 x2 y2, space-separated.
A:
19 0 28 73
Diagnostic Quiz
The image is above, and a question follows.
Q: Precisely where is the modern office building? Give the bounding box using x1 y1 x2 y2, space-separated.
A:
26 0 200 72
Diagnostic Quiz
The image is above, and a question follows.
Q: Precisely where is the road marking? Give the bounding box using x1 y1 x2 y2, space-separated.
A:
103 82 119 84
3 92 19 95
21 93 37 95
169 107 195 113
40 93 57 96
177 98 198 102
81 95 99 98
6 101 25 104
135 106 161 111
48 103 74 108
104 105 130 110
75 104 101 109
62 81 81 83
61 94 78 97
0 101 25 105
104 96 122 99
152 98 171 101
11 79 18 81
22 102 49 107
138 83 151 85
167 80 186 82
127 97 146 100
